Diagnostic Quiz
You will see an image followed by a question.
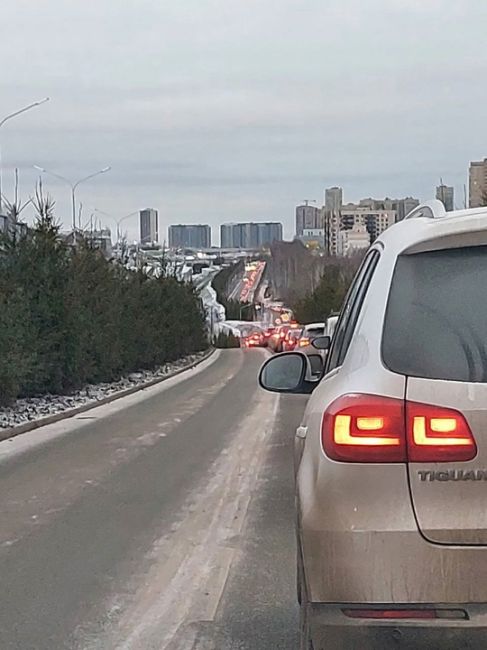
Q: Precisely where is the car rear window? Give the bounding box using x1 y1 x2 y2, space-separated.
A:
306 327 324 337
383 246 487 382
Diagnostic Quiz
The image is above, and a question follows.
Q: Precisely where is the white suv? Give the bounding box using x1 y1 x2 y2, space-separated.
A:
260 201 487 649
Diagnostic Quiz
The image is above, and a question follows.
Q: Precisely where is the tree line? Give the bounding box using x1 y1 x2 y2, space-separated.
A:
290 256 363 324
0 192 207 406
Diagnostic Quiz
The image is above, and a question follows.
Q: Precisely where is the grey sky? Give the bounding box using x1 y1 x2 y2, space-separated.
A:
1 0 486 241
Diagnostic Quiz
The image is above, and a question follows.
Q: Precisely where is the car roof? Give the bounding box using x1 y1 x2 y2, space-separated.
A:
304 322 325 329
378 201 487 256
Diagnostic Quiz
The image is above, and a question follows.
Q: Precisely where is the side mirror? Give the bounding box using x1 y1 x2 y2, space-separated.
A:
312 335 331 351
259 352 319 394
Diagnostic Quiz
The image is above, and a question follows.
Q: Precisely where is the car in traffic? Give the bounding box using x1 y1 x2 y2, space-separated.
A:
268 324 293 353
259 201 487 649
324 312 339 340
294 322 325 354
262 326 276 347
282 327 303 352
242 330 264 348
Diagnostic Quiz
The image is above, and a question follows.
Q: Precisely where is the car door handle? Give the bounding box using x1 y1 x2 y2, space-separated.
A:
296 426 308 439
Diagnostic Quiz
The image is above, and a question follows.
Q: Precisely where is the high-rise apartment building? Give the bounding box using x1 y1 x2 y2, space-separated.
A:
436 184 454 212
140 208 159 244
341 205 395 243
220 222 283 248
168 224 211 249
318 189 414 255
359 197 419 221
321 187 344 255
295 204 319 237
469 159 487 208
325 187 343 213
395 197 420 221
257 222 283 247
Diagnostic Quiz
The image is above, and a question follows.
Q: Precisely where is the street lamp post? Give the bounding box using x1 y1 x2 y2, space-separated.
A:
240 302 254 321
34 165 111 230
94 209 138 246
0 98 50 213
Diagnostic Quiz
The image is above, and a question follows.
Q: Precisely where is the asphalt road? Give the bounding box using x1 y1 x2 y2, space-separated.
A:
0 349 307 650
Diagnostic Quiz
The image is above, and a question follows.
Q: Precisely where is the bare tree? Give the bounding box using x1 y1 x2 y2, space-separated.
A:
2 169 32 226
30 179 58 228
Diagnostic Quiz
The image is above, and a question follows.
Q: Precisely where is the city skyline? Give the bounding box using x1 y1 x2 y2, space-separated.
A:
1 1 486 241
9 169 477 244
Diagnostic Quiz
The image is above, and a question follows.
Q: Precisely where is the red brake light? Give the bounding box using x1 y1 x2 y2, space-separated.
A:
322 395 405 463
322 394 477 464
406 402 476 462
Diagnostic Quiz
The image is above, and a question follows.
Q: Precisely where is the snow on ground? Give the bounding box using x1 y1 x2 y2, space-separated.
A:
0 351 209 430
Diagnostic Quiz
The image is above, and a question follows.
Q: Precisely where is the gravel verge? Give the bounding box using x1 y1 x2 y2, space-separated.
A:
0 349 214 438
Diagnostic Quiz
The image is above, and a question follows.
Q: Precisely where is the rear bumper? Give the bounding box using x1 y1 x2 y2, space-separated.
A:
309 603 487 650
301 528 487 603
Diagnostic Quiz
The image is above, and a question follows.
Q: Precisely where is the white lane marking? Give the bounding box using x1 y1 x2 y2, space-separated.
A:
0 351 222 465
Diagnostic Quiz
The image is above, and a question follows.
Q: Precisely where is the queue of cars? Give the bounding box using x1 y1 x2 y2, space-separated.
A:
241 316 339 354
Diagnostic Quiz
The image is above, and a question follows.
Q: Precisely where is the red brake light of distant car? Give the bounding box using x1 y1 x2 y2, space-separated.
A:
406 402 476 462
299 337 310 347
322 394 477 463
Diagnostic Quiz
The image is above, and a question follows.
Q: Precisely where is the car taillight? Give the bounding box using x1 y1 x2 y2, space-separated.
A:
299 338 310 347
322 394 477 464
322 395 406 463
406 402 476 462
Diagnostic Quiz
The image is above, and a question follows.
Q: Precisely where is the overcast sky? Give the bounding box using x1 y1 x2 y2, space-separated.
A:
1 0 486 241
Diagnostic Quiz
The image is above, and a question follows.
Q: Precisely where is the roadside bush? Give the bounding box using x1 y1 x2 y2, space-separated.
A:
213 332 240 349
0 205 207 406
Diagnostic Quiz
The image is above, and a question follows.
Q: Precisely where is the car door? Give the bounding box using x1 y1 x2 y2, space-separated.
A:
295 250 381 472
383 245 487 545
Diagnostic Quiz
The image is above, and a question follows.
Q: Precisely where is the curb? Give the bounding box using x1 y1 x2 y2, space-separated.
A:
0 348 216 443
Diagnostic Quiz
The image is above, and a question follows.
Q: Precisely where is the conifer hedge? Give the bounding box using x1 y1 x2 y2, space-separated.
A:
0 210 207 406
